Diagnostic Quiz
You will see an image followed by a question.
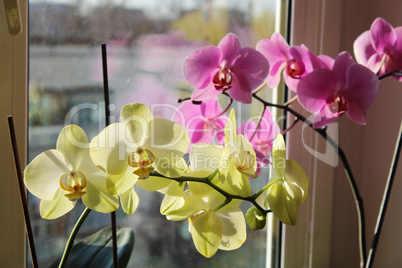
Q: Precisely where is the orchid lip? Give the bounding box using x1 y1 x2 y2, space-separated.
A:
128 148 155 180
213 68 233 91
189 210 205 225
235 151 256 176
326 93 348 115
286 59 305 79
59 170 87 201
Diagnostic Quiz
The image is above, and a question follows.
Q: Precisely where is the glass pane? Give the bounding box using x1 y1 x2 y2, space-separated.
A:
28 1 280 267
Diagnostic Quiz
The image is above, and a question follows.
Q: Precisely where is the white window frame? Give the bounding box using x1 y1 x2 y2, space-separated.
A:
0 0 28 267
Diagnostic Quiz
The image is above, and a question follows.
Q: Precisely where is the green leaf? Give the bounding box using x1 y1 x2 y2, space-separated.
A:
50 226 134 268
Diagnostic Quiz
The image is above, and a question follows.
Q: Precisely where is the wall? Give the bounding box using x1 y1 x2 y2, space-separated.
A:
286 0 402 267
0 0 27 267
333 0 402 267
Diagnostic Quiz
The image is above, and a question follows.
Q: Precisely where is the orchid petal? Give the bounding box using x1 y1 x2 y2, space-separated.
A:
224 109 237 147
256 33 289 87
155 157 189 179
90 123 131 176
344 64 379 125
256 33 289 66
289 46 311 70
267 60 286 88
190 120 210 144
171 100 201 127
81 173 119 213
354 30 376 66
226 160 251 197
366 53 384 74
237 120 257 140
226 75 253 103
188 181 217 198
283 74 300 92
238 109 279 157
146 118 189 162
165 195 207 221
40 188 75 219
189 144 226 173
230 47 269 91
24 149 68 200
172 99 227 149
284 159 309 206
191 84 222 101
267 181 298 225
136 176 171 191
160 182 186 215
332 52 355 89
191 212 223 258
56 125 88 170
106 163 138 196
120 187 139 214
184 46 221 89
272 134 286 178
200 98 224 118
120 103 152 145
371 17 397 53
297 68 336 113
312 106 340 129
217 209 247 251
318 55 335 69
218 33 242 65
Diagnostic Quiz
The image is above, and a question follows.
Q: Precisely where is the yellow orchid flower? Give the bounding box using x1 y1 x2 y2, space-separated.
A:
24 125 119 219
163 184 246 258
266 134 309 225
90 103 189 214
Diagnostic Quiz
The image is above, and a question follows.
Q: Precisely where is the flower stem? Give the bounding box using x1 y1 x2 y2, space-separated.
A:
253 178 282 199
365 121 402 268
150 171 271 216
250 106 267 142
213 96 233 119
7 116 39 268
58 207 91 268
212 198 232 211
281 117 300 136
102 44 119 268
378 70 402 80
283 95 298 106
252 81 267 94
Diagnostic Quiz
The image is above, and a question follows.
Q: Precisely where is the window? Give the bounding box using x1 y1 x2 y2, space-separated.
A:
25 1 290 267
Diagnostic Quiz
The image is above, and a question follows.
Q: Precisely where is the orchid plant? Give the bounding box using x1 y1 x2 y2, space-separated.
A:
15 17 401 268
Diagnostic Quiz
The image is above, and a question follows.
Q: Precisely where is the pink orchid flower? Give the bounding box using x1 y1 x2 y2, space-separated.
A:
237 108 280 176
354 17 402 81
183 33 269 104
297 52 379 128
171 99 228 149
256 33 334 92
